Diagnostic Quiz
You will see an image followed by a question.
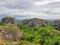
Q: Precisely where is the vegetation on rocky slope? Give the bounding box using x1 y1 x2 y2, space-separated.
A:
0 17 60 45
18 23 60 45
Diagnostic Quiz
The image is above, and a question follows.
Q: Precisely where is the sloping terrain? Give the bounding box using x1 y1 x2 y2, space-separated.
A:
0 25 23 40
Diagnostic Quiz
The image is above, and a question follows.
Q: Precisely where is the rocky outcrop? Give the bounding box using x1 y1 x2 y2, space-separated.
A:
0 26 24 40
22 18 50 27
53 20 60 30
1 17 17 25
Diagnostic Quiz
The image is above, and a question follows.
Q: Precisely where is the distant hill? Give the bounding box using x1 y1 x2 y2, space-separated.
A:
22 18 51 27
1 17 17 25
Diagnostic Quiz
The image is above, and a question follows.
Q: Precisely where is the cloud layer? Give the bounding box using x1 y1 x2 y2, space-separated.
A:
0 0 60 19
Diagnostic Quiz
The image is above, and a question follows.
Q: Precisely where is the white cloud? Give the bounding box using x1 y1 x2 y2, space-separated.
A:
33 0 60 6
33 1 49 6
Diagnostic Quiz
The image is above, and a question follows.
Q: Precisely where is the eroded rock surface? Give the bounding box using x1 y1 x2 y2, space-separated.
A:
0 26 23 40
23 18 50 27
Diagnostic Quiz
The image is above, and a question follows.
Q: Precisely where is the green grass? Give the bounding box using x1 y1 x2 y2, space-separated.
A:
0 25 19 30
3 40 35 45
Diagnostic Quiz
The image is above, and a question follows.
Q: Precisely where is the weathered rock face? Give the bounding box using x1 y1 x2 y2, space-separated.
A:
22 18 50 27
0 26 24 40
53 20 60 30
1 17 17 25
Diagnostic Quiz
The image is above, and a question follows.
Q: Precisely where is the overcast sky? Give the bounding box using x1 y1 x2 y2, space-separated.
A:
0 0 60 19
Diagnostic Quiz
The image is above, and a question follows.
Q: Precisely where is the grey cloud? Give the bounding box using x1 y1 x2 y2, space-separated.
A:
0 0 45 9
43 11 60 15
0 0 60 19
43 2 60 8
31 1 60 15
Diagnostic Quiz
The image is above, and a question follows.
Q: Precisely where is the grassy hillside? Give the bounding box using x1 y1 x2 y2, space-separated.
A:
0 17 60 45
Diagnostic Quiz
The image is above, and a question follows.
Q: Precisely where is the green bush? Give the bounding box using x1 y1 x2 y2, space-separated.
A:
18 23 60 45
0 22 5 26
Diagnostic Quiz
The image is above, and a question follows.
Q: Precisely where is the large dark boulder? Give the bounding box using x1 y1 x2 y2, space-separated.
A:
1 17 17 25
22 18 50 27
